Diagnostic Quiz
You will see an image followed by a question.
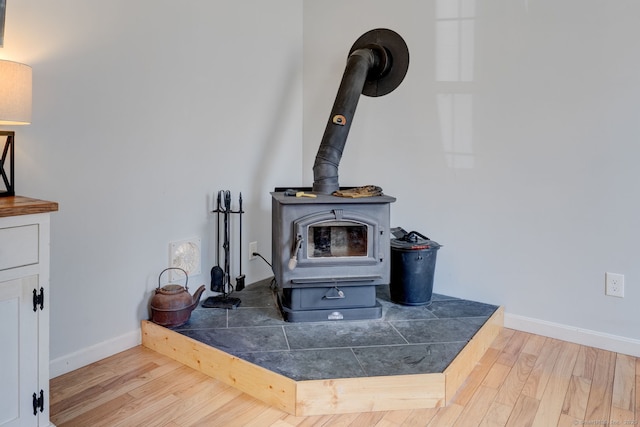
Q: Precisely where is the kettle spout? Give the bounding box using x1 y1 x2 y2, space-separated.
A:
189 285 206 311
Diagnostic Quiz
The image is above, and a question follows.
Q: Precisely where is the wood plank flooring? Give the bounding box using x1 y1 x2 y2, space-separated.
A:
50 328 639 426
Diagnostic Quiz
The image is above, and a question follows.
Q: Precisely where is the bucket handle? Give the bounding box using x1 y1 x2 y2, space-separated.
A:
403 230 430 242
158 267 189 290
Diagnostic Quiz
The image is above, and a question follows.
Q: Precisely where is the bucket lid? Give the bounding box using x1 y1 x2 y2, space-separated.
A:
390 229 441 250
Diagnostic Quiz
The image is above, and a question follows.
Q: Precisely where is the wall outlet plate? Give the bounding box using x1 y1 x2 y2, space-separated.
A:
169 238 202 281
605 272 624 298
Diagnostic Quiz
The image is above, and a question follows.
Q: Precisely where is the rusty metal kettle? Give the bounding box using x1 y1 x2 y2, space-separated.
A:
150 267 205 328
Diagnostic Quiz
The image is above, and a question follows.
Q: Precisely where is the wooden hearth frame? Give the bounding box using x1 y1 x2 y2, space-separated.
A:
141 306 503 416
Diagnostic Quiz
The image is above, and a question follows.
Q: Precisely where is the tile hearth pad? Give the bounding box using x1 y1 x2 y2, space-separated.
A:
171 278 499 382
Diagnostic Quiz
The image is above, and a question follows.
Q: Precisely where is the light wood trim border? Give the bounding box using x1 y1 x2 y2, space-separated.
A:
141 321 297 414
444 305 505 402
141 305 503 416
296 373 445 416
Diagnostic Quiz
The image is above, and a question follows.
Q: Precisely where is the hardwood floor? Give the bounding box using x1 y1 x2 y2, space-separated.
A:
50 328 639 426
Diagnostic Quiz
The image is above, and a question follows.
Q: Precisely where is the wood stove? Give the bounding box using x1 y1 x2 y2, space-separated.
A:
272 191 395 322
271 28 409 321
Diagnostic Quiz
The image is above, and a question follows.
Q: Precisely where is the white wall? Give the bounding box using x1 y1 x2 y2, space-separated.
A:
2 0 302 374
2 0 639 375
304 0 640 350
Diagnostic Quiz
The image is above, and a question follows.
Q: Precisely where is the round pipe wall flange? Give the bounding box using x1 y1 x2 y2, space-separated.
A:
349 28 410 97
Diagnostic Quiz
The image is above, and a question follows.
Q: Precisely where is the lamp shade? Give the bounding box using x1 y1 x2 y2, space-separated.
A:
0 60 32 125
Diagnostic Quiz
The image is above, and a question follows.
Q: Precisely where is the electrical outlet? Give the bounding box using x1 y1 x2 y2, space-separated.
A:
249 241 258 260
605 272 625 298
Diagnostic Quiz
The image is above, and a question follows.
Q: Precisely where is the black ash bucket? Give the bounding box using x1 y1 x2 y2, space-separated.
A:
389 229 442 306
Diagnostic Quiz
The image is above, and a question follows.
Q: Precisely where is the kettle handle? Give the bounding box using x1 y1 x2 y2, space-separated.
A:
158 267 189 290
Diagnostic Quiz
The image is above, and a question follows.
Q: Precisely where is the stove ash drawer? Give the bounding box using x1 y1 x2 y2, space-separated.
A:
282 285 378 310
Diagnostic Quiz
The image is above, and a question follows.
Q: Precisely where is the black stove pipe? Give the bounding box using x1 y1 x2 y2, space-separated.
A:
312 48 381 195
312 29 409 195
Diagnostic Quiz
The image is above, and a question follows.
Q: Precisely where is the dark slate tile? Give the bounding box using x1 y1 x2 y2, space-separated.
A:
236 349 366 381
173 306 228 330
228 307 284 327
376 284 392 302
167 277 498 381
284 321 406 350
235 279 278 308
353 342 466 376
428 299 498 319
381 303 438 321
430 293 461 301
178 326 288 353
377 286 459 304
391 317 488 344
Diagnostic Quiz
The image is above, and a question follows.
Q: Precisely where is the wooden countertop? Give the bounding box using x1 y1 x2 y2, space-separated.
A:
0 196 59 218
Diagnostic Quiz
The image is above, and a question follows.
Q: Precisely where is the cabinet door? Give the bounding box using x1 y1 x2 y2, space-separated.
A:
0 275 38 427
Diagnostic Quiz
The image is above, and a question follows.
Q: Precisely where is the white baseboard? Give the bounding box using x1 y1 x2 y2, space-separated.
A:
505 313 640 357
50 328 141 378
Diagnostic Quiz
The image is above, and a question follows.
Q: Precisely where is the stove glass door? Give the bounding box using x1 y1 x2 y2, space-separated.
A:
308 221 368 258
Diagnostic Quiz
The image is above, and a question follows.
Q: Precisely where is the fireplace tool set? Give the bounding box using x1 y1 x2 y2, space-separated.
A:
202 190 244 309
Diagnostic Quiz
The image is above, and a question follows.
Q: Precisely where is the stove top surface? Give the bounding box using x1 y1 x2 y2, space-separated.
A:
271 191 396 204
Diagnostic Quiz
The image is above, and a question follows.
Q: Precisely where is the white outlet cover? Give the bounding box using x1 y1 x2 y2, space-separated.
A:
605 272 625 298
169 238 202 281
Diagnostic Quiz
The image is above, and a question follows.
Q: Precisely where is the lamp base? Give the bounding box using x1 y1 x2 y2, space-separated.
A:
0 131 15 197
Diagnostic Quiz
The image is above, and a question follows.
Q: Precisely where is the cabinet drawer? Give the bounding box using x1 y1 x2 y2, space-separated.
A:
0 224 39 271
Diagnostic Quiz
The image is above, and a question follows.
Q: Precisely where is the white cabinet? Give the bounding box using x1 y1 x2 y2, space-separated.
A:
0 197 57 427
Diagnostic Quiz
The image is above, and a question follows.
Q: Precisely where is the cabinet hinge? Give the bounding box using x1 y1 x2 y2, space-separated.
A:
33 287 44 312
32 390 44 415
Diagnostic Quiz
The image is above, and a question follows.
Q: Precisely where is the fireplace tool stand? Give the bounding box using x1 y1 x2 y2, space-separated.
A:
203 190 243 309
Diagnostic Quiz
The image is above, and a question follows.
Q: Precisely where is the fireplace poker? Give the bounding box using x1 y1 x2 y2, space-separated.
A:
235 192 245 291
223 190 231 295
